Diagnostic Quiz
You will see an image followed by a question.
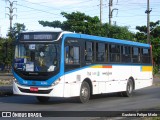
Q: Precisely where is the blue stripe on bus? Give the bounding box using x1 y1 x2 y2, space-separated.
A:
81 34 150 47
63 33 150 48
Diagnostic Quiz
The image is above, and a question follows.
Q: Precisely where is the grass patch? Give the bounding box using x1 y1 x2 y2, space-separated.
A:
155 73 160 79
154 84 160 86
0 80 12 86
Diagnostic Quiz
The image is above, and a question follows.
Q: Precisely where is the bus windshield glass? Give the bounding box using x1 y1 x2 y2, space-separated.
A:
14 43 60 72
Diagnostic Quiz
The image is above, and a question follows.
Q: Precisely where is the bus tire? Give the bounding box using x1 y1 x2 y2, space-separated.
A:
36 96 50 103
78 81 90 103
122 79 134 97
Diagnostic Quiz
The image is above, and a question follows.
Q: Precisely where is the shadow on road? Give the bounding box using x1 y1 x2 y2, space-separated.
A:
0 90 144 105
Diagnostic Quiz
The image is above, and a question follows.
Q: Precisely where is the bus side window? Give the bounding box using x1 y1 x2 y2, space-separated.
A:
121 46 131 63
96 43 105 62
85 41 93 62
65 46 80 64
109 44 120 63
142 48 151 63
132 47 141 63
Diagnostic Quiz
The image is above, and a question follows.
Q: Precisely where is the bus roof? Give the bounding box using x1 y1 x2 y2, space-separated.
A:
19 31 150 48
64 33 150 48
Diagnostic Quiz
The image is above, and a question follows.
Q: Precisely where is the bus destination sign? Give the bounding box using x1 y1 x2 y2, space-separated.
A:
20 32 60 41
24 34 52 40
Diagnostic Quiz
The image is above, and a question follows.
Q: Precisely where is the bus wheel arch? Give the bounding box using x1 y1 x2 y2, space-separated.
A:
78 78 92 103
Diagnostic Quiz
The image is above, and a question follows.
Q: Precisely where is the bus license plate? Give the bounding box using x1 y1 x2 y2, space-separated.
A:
30 87 38 92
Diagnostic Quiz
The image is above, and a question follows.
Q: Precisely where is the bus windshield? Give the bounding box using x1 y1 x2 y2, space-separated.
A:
14 43 60 72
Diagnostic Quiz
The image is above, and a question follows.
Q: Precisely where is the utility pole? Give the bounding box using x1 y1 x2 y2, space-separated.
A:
100 0 103 24
109 0 112 25
5 0 17 33
109 0 118 25
0 27 1 37
145 0 152 44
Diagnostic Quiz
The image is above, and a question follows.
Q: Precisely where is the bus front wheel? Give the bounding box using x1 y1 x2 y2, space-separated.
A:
36 96 50 103
78 81 90 103
122 79 134 97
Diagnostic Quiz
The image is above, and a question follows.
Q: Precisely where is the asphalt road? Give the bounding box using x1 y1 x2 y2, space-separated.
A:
0 85 160 111
0 85 160 119
0 76 160 120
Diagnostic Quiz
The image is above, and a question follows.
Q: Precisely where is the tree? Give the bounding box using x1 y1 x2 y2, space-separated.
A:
0 38 7 66
39 11 134 40
136 20 160 74
39 11 101 36
135 20 160 42
106 25 134 40
0 23 27 69
8 23 26 40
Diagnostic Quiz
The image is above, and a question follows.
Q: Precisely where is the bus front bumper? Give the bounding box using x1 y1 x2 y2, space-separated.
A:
13 82 64 97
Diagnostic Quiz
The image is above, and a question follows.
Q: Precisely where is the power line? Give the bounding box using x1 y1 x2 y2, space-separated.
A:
22 0 62 11
16 1 97 16
22 0 94 12
16 3 61 16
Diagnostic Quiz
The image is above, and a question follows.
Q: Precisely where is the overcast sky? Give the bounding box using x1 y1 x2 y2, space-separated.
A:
0 0 159 37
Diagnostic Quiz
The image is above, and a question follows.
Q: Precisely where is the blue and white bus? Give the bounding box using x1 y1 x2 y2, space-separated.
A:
13 31 153 103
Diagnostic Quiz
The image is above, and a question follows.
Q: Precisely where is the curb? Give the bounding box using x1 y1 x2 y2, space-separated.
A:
0 73 13 76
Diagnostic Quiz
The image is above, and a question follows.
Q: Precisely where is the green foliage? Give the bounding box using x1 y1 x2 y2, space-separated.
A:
153 65 159 75
39 11 134 40
0 38 7 64
151 37 160 64
8 23 26 40
0 37 15 66
136 20 160 74
106 25 134 40
39 20 62 28
135 20 160 42
0 23 27 70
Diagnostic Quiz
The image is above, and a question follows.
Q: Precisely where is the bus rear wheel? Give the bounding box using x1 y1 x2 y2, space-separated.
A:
78 81 90 103
36 96 50 103
122 79 134 97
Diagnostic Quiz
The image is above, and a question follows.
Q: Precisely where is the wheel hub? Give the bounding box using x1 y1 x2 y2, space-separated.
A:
81 87 88 98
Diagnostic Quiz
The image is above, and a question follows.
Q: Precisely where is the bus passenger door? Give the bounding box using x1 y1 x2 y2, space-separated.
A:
63 38 83 97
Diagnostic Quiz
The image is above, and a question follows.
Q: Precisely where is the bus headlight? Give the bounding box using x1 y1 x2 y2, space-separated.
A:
52 78 61 86
13 77 19 84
